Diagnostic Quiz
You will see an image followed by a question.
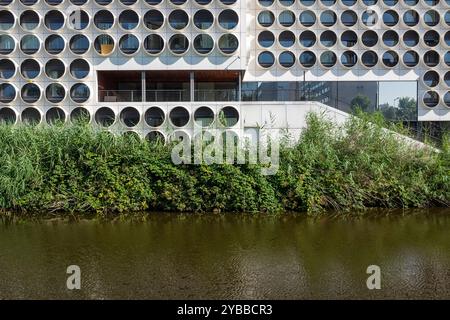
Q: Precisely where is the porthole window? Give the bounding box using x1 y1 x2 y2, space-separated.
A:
383 10 399 26
280 0 295 5
193 34 214 54
279 30 295 47
445 11 450 26
361 51 378 67
169 107 190 127
95 107 115 128
341 10 357 26
383 0 397 5
68 10 89 31
22 108 41 125
403 10 419 26
403 30 419 47
144 34 164 55
169 34 189 54
258 51 275 68
341 51 357 67
20 59 40 79
279 51 295 68
70 0 88 5
194 9 213 30
194 107 214 127
445 51 450 67
170 0 187 5
70 83 90 103
20 0 38 5
423 91 439 108
70 35 90 54
120 107 140 127
44 10 64 31
403 50 419 67
299 51 316 68
423 70 440 87
20 10 39 31
20 35 40 55
0 35 14 55
46 83 65 103
382 50 399 67
0 10 14 31
404 0 418 4
258 11 275 27
300 0 316 5
0 83 16 103
279 10 295 27
70 59 90 79
0 107 16 124
424 30 439 47
445 31 450 47
320 10 336 27
145 107 165 127
218 34 238 54
94 10 114 30
320 30 337 47
341 30 357 47
363 0 378 4
445 72 450 87
321 0 336 5
95 0 113 4
444 92 450 108
299 31 316 47
423 50 439 67
45 0 63 4
424 10 439 26
362 30 378 47
144 10 164 30
146 131 165 143
120 0 138 5
300 10 316 27
219 106 239 127
219 9 238 29
342 0 357 5
45 35 65 55
258 0 274 6
362 10 378 26
119 34 139 55
258 31 275 48
0 58 14 79
195 0 212 4
169 10 189 30
21 83 41 103
221 0 237 4
423 0 439 5
94 34 115 56
45 59 65 79
382 30 399 47
46 107 65 125
320 51 337 68
119 10 139 30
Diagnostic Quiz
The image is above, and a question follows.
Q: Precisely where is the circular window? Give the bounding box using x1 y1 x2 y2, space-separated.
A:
20 35 39 55
300 0 316 5
362 51 378 67
320 51 337 68
258 51 275 68
219 9 238 29
445 51 450 66
68 10 89 31
383 0 398 5
70 35 89 55
279 10 295 27
341 10 357 26
20 0 38 5
145 107 165 127
219 106 239 127
0 59 14 79
403 30 419 47
44 10 64 31
20 10 39 31
258 11 275 27
94 10 114 30
279 30 295 47
0 35 14 55
362 10 378 26
342 0 357 5
404 0 418 4
22 107 41 125
363 0 378 5
70 83 90 103
20 59 40 79
280 0 295 5
341 51 357 67
320 10 336 27
321 0 336 5
169 34 189 55
258 0 274 6
446 11 450 26
218 34 239 54
0 83 16 103
299 31 316 47
383 10 399 26
403 10 419 26
320 30 337 47
169 10 189 30
403 50 419 67
95 107 116 127
299 51 316 68
382 30 399 47
146 131 165 143
46 83 65 103
423 70 440 87
119 34 139 55
194 34 214 54
194 106 214 127
94 34 115 56
21 83 41 103
45 34 65 55
444 92 450 108
362 30 378 47
300 10 316 27
424 0 439 5
0 11 14 31
423 91 439 108
341 30 358 47
446 72 450 87
195 0 212 4
144 10 164 30
0 107 16 124
445 31 450 47
71 0 88 5
279 51 295 68
424 10 439 26
70 59 90 79
95 0 113 4
170 0 187 4
144 34 164 55
45 59 65 79
170 106 190 127
194 9 213 30
423 50 439 67
119 10 139 30
46 107 66 125
70 107 90 124
382 50 399 67
120 107 140 127
258 31 275 48
424 30 439 47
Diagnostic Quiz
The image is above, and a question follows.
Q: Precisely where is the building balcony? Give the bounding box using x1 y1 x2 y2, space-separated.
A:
98 89 239 102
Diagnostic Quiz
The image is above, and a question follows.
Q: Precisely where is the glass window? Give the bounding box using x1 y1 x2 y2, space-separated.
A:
320 10 336 27
424 10 439 26
119 10 139 30
403 30 419 47
362 10 377 26
20 10 40 31
299 51 316 67
68 10 89 30
0 58 14 79
279 31 295 47
70 35 89 54
46 83 65 103
279 51 295 68
258 31 275 48
194 10 213 30
44 10 64 30
169 10 189 30
362 30 378 47
45 59 65 79
382 30 399 47
320 31 337 47
383 10 399 26
423 50 439 67
218 34 238 54
21 83 41 103
424 30 439 47
70 83 90 103
382 51 399 67
0 10 14 30
45 34 65 55
218 9 238 29
341 10 357 26
403 10 419 26
258 51 275 68
423 71 440 87
144 10 164 30
341 51 357 67
341 30 357 47
403 51 419 67
0 83 16 103
193 34 214 54
94 34 114 55
21 59 40 79
423 91 439 108
20 35 40 55
320 51 336 67
119 34 139 55
300 11 316 27
94 10 114 30
169 34 189 54
361 51 378 67
70 59 90 79
258 11 274 27
299 31 316 47
144 34 164 54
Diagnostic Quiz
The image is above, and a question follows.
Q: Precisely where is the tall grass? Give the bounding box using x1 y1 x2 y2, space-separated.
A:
0 112 448 215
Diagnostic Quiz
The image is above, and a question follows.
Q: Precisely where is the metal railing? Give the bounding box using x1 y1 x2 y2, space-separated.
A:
99 89 239 102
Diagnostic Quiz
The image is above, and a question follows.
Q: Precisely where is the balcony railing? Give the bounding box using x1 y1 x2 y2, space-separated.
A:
98 89 239 102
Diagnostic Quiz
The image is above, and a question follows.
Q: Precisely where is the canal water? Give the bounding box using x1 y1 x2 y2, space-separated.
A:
0 209 449 299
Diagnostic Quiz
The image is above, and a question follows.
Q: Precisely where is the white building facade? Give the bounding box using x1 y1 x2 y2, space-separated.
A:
0 0 448 140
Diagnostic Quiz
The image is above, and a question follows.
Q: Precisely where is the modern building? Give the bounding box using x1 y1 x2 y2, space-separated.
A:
0 0 448 141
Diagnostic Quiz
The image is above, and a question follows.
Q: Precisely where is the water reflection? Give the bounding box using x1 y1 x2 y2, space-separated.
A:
0 209 449 299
